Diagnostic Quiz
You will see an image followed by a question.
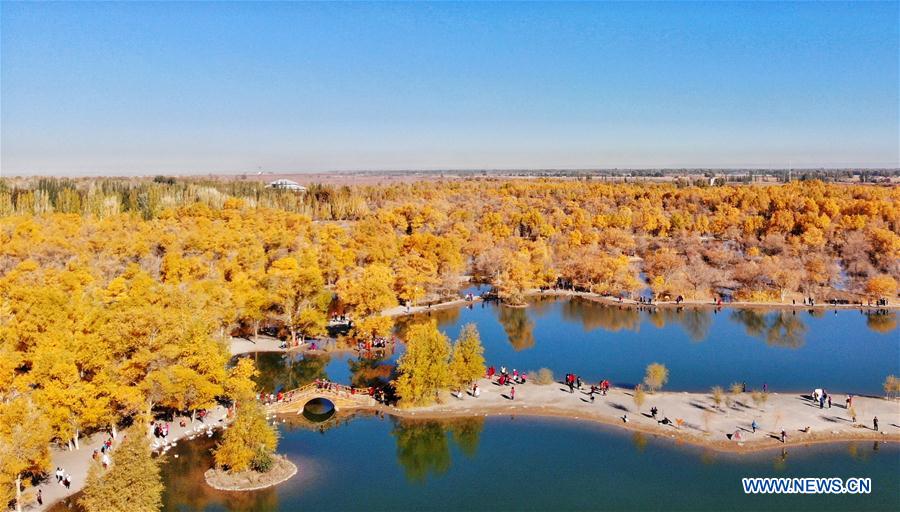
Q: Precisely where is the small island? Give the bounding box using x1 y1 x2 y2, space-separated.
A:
204 399 296 491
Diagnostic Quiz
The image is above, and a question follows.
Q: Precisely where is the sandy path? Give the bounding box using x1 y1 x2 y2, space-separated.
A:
383 378 900 453
27 407 231 511
229 334 287 356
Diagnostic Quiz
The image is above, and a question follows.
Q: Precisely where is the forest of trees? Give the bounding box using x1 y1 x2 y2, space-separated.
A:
1 177 898 506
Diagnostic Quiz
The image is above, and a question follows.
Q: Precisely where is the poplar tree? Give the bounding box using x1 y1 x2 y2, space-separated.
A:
394 321 452 406
214 401 278 473
449 324 486 390
0 398 51 512
79 425 163 512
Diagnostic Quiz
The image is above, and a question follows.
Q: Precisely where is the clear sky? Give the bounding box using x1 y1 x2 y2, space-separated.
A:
1 1 898 175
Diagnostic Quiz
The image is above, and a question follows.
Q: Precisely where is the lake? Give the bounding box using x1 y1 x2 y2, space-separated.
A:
166 297 900 511
161 415 900 511
247 296 899 396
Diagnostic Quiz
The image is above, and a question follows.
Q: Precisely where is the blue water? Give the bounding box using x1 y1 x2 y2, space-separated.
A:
248 298 897 396
394 297 898 395
161 416 900 511
191 299 899 511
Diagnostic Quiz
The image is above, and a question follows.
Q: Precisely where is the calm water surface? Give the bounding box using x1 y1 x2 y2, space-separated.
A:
182 299 900 511
248 297 898 395
161 416 900 512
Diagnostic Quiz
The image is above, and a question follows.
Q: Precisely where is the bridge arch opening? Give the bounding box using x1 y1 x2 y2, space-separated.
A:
302 397 336 422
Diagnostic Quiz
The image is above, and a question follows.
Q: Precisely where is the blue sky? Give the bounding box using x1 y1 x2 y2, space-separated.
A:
1 1 898 175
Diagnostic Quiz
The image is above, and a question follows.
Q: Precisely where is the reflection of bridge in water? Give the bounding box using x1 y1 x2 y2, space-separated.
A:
267 382 377 415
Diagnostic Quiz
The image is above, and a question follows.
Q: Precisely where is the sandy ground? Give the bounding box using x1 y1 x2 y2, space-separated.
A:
529 288 898 310
27 407 230 511
229 334 287 356
382 297 481 317
379 378 900 453
382 289 896 322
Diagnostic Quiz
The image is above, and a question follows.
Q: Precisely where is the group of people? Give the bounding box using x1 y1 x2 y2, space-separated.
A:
259 391 285 404
812 388 833 409
564 373 585 393
356 336 393 353
487 366 527 385
91 446 112 469
590 379 611 397
54 467 72 490
152 421 170 440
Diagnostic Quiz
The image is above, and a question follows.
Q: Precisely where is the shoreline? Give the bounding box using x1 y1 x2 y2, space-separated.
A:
382 289 898 321
203 457 298 492
373 404 900 455
278 379 900 455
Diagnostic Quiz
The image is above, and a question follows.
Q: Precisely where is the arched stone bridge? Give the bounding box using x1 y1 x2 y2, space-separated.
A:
267 382 377 414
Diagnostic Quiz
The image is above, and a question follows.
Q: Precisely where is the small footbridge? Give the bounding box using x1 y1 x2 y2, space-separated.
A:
267 382 377 415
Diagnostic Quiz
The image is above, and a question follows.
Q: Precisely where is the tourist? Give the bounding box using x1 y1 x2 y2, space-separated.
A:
510 386 515 401
827 395 832 408
102 452 111 469
650 406 658 419
751 420 758 433
64 474 71 489
873 416 879 432
780 430 786 443
37 489 42 506
763 383 767 393
55 467 63 483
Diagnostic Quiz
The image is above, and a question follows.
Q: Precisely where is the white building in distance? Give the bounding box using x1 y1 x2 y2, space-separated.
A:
267 179 306 192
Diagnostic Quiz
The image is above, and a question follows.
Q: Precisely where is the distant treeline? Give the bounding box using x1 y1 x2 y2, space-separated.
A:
0 177 375 220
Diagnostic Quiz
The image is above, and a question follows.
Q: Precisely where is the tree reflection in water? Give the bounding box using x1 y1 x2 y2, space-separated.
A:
729 310 808 348
645 308 713 342
391 418 485 482
865 311 897 334
349 356 395 388
561 299 640 333
497 305 535 351
161 434 279 511
248 352 331 393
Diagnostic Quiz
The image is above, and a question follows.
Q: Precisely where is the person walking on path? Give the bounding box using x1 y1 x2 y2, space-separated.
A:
37 489 42 506
827 395 832 408
751 420 758 433
873 416 879 432
510 386 516 400
780 430 786 443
